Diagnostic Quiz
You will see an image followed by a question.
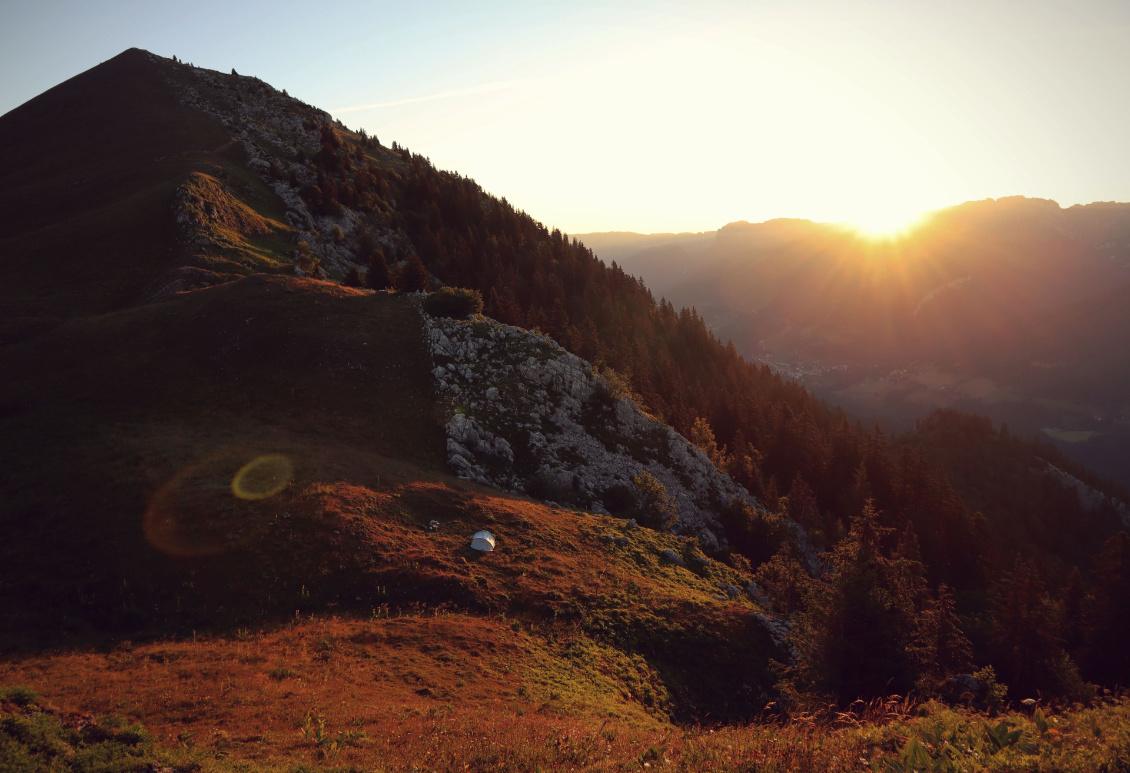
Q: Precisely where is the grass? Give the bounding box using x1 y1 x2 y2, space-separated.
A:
0 270 782 719
0 277 444 648
175 170 299 276
0 687 157 773
4 662 1130 772
0 50 241 336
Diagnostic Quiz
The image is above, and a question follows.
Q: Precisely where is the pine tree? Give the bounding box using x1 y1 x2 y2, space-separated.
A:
545 297 572 345
365 250 390 290
343 266 364 288
690 417 730 471
923 584 974 683
785 475 821 534
395 255 431 293
783 500 933 706
1086 532 1130 684
1059 567 1089 657
990 558 1060 695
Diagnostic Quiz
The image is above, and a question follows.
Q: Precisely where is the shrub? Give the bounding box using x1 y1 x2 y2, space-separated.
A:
973 665 1009 716
423 287 484 318
632 471 678 531
295 242 322 279
720 497 789 568
0 685 38 706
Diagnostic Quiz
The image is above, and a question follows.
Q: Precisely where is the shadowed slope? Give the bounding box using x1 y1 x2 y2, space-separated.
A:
0 275 444 644
0 49 287 340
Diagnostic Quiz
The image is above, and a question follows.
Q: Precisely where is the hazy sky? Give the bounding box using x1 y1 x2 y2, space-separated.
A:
3 0 1129 234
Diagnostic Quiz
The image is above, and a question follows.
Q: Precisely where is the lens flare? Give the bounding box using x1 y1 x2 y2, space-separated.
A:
231 455 293 500
144 449 293 557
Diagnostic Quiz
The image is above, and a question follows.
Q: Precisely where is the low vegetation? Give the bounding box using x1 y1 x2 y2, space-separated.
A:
422 286 484 318
4 668 1129 771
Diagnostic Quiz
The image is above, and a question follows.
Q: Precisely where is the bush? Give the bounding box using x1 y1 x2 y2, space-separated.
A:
0 685 38 707
632 471 678 531
295 242 322 279
720 497 789 568
974 665 1009 716
423 287 484 318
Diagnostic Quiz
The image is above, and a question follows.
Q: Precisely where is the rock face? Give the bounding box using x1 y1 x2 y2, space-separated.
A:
422 310 811 557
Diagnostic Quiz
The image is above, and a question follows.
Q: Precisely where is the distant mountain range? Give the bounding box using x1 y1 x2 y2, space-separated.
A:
579 199 1130 487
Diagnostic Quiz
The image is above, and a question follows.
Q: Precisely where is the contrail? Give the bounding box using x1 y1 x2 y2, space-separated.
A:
333 78 533 113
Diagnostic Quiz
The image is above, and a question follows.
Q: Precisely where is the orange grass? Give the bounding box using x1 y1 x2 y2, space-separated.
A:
5 620 1130 772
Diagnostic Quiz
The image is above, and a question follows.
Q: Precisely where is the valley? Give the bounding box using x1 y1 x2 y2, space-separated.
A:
580 205 1130 490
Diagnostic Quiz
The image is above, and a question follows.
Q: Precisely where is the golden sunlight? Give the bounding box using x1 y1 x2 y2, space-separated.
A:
844 203 931 240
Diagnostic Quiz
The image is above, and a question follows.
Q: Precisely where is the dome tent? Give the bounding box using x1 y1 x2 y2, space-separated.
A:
470 531 496 552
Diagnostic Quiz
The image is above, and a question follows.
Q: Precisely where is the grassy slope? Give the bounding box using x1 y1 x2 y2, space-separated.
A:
0 273 782 727
0 276 443 642
3 663 1129 772
0 50 782 749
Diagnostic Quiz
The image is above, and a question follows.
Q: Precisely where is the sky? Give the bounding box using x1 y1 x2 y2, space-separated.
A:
3 0 1129 234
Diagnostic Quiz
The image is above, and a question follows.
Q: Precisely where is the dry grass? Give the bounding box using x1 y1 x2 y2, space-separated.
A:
0 614 667 770
5 636 1129 773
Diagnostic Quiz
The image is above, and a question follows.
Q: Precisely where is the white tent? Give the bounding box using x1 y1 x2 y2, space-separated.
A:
470 531 496 552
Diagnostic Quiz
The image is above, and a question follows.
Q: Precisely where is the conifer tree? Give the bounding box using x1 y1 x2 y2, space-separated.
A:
366 250 390 290
1058 567 1089 657
922 583 974 684
1086 532 1130 684
990 558 1060 695
784 500 934 706
690 417 731 471
343 266 363 288
395 255 430 293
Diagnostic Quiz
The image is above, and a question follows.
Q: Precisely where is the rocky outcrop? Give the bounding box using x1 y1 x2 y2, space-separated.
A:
421 309 818 565
156 52 406 279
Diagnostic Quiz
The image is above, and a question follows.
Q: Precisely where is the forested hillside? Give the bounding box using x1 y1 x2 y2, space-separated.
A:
298 97 1130 702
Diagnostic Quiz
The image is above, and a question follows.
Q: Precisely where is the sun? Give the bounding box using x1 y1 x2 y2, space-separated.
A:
844 203 931 240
